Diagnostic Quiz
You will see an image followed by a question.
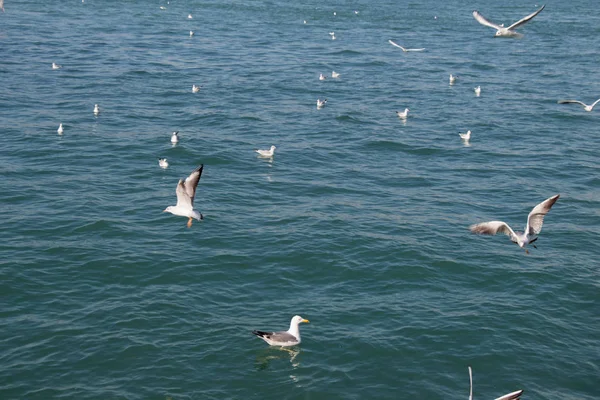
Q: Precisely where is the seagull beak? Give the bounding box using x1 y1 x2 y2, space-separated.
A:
302 319 310 324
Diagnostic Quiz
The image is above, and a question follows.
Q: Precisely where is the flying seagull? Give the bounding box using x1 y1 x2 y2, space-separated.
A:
252 315 310 347
388 40 425 52
468 366 524 400
558 98 600 112
163 164 204 227
472 5 545 38
470 194 559 253
256 145 276 157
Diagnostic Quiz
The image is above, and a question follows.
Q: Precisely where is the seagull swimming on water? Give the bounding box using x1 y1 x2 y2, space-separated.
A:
388 40 425 52
470 194 559 253
163 164 204 227
396 108 409 119
94 104 100 115
474 86 481 96
158 158 168 169
171 131 179 144
52 63 61 70
468 366 524 400
189 30 194 37
472 5 545 38
256 145 276 157
57 123 64 135
192 84 201 93
331 71 340 78
459 130 471 141
449 74 457 85
252 315 310 347
558 98 600 112
319 73 326 81
317 98 327 108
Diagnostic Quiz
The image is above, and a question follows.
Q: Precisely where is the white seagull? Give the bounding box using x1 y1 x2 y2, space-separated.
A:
163 164 204 227
94 104 100 115
470 194 560 253
459 130 471 141
187 13 192 19
319 73 326 81
468 366 524 400
317 98 327 109
256 145 276 157
396 108 410 119
171 131 179 144
158 158 169 169
331 71 340 78
472 5 545 38
252 315 310 347
558 98 600 112
388 40 425 52
449 74 457 85
52 63 61 70
57 123 64 135
474 86 481 96
189 30 194 37
192 84 201 93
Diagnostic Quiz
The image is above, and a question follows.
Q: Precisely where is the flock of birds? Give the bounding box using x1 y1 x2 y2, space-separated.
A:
7 1 592 397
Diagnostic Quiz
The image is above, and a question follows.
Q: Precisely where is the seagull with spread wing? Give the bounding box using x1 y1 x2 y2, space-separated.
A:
468 366 524 400
558 98 600 112
470 194 559 253
164 164 204 227
472 5 545 38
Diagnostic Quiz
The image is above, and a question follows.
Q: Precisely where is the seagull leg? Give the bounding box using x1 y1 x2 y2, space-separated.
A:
187 217 193 228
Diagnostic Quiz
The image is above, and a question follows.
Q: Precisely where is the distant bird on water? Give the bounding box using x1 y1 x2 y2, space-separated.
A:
449 74 457 85
94 104 100 115
319 73 326 81
474 86 481 96
468 366 524 400
331 71 340 78
192 84 201 93
158 158 169 169
470 194 560 253
189 30 194 37
396 108 409 119
317 98 327 109
171 131 179 144
52 63 61 70
472 5 545 38
256 145 276 158
57 123 64 135
252 315 310 347
163 164 204 228
459 130 471 141
558 98 600 112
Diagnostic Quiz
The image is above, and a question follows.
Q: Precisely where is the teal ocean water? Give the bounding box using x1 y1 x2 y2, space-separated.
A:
1 1 599 399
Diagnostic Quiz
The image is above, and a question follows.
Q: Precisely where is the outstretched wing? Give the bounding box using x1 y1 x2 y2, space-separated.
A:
558 100 586 107
388 40 406 51
494 389 524 400
590 99 600 110
472 10 502 30
526 194 559 235
470 221 518 242
507 5 545 30
175 164 203 208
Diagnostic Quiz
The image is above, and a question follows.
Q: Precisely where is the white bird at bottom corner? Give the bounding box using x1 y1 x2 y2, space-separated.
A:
163 164 204 228
252 315 310 347
256 145 276 157
57 123 64 135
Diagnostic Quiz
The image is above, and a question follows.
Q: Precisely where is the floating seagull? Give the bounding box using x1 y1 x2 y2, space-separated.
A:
163 164 204 227
94 104 100 115
396 108 410 119
158 158 168 169
187 13 192 19
459 130 471 141
558 98 600 112
171 131 179 144
192 84 201 93
52 62 61 70
160 6 166 10
472 5 545 38
474 86 481 96
252 315 310 347
388 40 425 52
468 366 524 400
449 74 457 85
317 98 327 109
303 20 307 24
256 145 276 157
331 71 340 78
329 32 335 36
57 123 63 135
189 30 194 37
319 73 326 81
470 194 559 253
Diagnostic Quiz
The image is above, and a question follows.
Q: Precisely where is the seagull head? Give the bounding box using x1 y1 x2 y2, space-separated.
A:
270 145 276 151
291 315 309 325
163 206 174 214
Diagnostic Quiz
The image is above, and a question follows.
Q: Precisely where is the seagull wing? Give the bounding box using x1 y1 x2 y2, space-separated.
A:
494 390 524 400
175 164 203 208
558 100 586 107
507 5 545 30
526 194 559 235
472 11 503 30
589 98 600 110
252 330 298 344
470 221 518 242
388 40 407 51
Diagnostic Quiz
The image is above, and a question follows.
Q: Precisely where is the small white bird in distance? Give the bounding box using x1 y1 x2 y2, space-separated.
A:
474 86 481 96
252 316 310 347
171 131 179 144
449 74 457 84
187 13 192 19
331 71 340 78
472 5 545 38
189 30 194 37
158 158 169 169
256 145 276 158
57 123 64 135
459 130 471 141
396 108 409 119
192 85 201 93
94 104 100 115
317 98 327 108
470 194 560 253
558 98 600 112
319 73 326 81
52 63 61 70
